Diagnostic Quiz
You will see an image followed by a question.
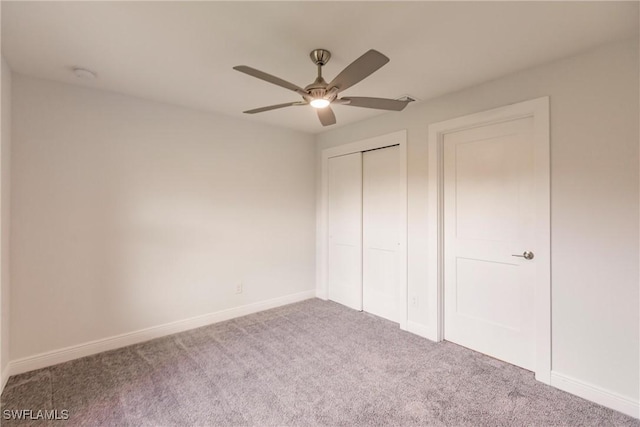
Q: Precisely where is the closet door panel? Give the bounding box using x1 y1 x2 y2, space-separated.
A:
327 153 363 310
363 146 401 322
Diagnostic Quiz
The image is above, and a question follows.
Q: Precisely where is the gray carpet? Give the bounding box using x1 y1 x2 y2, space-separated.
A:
1 298 638 426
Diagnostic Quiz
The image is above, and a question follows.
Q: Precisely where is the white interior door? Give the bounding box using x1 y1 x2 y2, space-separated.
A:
443 117 536 370
363 146 401 322
327 152 363 310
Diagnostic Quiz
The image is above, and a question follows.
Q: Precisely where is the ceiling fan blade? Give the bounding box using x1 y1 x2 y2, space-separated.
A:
243 102 305 114
233 65 307 95
317 106 336 126
341 97 410 111
327 50 389 93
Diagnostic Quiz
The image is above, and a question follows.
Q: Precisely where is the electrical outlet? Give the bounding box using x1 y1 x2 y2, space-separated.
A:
235 282 243 294
411 296 418 307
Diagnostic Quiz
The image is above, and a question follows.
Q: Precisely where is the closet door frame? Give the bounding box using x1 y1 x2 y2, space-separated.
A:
318 130 408 330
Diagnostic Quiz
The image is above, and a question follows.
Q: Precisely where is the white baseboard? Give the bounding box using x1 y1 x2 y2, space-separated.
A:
7 290 315 378
406 320 437 341
550 371 639 418
315 289 327 300
1 365 9 394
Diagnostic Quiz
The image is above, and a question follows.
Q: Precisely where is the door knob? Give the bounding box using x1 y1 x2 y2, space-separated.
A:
512 251 534 260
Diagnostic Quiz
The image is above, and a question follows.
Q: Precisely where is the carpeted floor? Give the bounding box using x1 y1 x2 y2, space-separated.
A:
1 298 638 426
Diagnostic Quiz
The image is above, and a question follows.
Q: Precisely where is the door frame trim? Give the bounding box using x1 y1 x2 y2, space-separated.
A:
317 130 408 330
427 98 551 383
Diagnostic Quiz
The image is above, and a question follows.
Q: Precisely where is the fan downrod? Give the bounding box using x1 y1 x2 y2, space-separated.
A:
306 49 332 92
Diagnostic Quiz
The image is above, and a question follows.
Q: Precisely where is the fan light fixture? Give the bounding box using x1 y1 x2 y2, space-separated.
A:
310 98 330 109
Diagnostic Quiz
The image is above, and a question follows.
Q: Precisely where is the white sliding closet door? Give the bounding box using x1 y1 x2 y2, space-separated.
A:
363 145 401 322
327 153 363 310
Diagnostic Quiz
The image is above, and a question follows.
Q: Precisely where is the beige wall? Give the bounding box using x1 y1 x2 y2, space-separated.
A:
1 56 12 386
316 38 639 402
10 75 316 360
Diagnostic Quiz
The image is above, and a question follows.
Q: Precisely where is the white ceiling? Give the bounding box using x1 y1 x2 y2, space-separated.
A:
2 1 638 134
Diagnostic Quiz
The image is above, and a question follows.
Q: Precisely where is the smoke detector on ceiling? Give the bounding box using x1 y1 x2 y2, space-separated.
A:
72 67 97 80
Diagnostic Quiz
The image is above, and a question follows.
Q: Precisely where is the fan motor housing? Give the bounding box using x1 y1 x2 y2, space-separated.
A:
308 88 326 99
305 77 328 92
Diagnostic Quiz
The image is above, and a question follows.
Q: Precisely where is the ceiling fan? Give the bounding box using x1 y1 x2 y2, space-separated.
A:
233 49 411 126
